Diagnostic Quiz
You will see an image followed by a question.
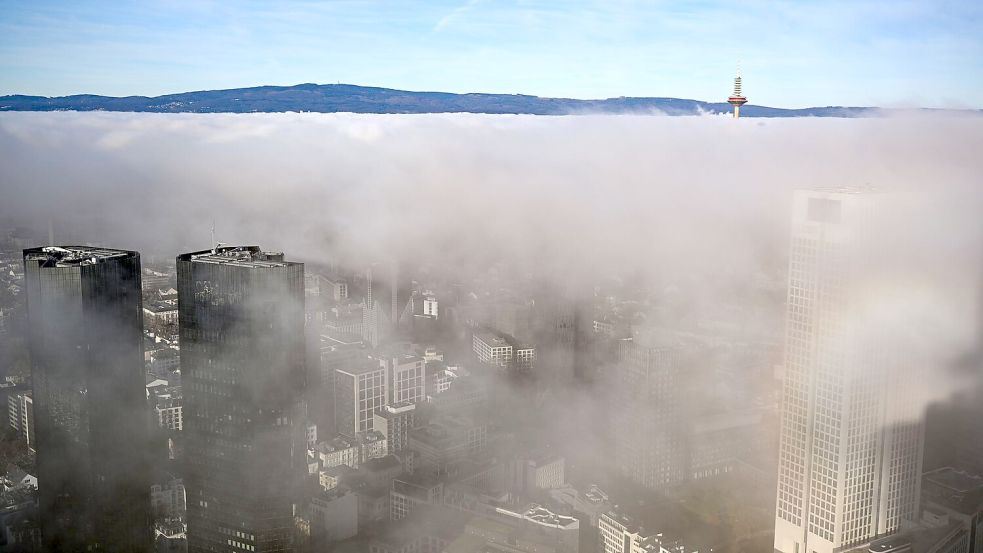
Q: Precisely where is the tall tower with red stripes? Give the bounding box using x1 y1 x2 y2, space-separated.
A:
728 66 748 118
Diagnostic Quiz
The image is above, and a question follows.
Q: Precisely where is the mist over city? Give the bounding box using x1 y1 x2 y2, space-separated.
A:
1 2 982 553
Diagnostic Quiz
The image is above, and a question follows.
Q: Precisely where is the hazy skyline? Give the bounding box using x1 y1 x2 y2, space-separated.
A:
1 1 981 109
1 4 981 551
2 112 980 405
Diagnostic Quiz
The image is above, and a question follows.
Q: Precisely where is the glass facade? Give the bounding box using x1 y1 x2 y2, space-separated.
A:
178 246 306 553
23 246 152 552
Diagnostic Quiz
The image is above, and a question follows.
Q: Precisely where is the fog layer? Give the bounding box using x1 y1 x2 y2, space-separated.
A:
1 112 981 397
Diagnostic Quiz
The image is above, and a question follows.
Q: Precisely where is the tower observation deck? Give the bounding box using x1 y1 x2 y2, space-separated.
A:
728 68 748 118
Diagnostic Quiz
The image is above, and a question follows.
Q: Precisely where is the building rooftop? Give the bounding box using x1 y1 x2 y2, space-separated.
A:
518 503 578 529
24 246 134 267
144 300 178 313
318 436 354 453
335 360 385 377
409 416 479 448
922 466 983 515
361 455 401 472
475 331 510 347
378 402 416 415
923 466 983 495
178 245 296 268
866 534 913 553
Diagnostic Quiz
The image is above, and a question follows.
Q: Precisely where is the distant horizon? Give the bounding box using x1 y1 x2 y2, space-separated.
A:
3 81 981 112
2 2 980 110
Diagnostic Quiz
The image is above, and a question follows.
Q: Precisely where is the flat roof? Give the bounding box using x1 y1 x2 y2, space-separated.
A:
378 402 416 415
475 331 509 347
923 467 983 494
177 246 297 269
335 360 385 377
24 246 134 267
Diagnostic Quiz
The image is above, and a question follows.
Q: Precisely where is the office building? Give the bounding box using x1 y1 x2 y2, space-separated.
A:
6 390 33 452
335 362 387 437
774 190 925 553
23 246 152 551
374 353 424 405
313 341 365 435
422 295 438 318
473 330 536 372
613 336 687 491
178 246 306 553
473 331 512 368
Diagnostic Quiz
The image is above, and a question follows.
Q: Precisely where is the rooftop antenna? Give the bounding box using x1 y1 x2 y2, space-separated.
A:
210 220 216 250
727 62 748 118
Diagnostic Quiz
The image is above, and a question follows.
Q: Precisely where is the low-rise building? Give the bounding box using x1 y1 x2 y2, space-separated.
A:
390 476 444 521
426 361 461 398
318 436 359 469
374 403 416 456
153 389 183 432
444 503 579 553
149 347 180 373
356 430 388 464
473 331 513 368
150 475 186 519
408 415 487 479
318 464 357 492
547 484 611 527
473 330 536 372
310 487 358 544
143 299 178 334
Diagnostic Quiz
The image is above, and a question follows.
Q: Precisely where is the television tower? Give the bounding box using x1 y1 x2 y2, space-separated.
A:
728 66 748 118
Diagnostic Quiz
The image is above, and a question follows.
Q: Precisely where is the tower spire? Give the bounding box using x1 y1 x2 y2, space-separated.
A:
727 63 748 118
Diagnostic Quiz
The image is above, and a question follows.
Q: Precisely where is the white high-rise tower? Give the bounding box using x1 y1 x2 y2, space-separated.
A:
774 189 924 553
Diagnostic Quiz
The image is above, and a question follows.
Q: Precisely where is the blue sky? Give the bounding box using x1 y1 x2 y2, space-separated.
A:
1 0 980 108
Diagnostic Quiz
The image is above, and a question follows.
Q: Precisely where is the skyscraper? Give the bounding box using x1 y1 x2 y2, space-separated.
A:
774 190 924 553
178 246 306 553
361 261 411 347
23 246 151 552
612 335 687 490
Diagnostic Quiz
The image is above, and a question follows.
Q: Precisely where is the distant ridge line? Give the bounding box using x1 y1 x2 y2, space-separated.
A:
0 83 966 117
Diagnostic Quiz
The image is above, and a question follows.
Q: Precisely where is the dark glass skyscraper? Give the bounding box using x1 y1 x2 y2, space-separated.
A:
178 246 306 553
23 246 152 552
